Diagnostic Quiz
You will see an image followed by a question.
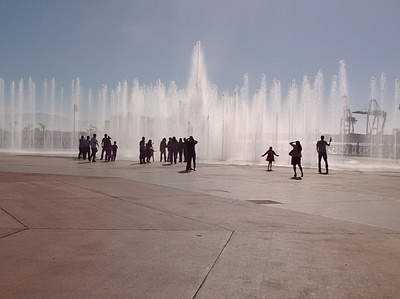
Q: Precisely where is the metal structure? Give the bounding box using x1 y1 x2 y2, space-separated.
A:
340 106 356 135
353 99 387 137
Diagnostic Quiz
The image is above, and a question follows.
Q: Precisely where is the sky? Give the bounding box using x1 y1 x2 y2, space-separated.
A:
1 0 400 116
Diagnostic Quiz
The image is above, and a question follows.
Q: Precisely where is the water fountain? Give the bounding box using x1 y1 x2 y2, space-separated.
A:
0 42 399 168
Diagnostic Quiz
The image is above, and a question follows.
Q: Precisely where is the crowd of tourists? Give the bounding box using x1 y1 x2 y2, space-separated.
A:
78 132 331 178
139 136 198 171
78 133 118 163
78 133 198 171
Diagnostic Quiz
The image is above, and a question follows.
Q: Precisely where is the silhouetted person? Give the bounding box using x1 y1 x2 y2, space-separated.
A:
105 136 112 162
83 136 90 159
146 139 153 163
160 138 167 162
183 138 188 162
262 146 279 171
178 138 184 162
89 134 99 162
112 141 118 161
170 136 178 164
167 137 172 162
78 135 84 158
139 137 146 164
289 140 303 178
100 134 108 160
316 135 332 174
186 136 198 171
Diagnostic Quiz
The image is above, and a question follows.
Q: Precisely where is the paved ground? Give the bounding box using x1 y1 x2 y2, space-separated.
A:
0 154 400 298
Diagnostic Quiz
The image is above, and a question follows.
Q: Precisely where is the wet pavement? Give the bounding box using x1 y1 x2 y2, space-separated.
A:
0 155 400 298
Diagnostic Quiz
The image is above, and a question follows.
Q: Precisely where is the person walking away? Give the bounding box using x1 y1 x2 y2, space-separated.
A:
262 146 279 171
316 135 332 174
139 137 146 164
183 138 188 162
178 138 184 162
289 140 303 178
112 141 118 161
100 134 108 160
89 134 99 162
186 136 198 171
105 136 112 162
83 136 90 160
159 138 167 162
170 137 178 164
167 137 172 162
146 139 153 163
78 135 84 159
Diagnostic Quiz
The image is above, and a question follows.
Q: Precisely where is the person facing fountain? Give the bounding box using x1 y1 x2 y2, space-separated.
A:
316 135 332 174
289 140 303 178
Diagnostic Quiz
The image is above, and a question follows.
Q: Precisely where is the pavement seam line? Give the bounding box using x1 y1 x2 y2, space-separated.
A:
192 230 235 299
0 228 29 240
0 206 29 228
60 179 233 231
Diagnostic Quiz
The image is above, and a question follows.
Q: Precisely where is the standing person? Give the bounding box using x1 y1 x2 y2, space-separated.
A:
146 139 153 163
316 135 332 174
78 135 84 159
111 141 118 161
139 137 146 164
186 136 198 171
262 146 279 171
170 136 178 164
183 137 188 162
83 136 90 160
178 138 184 162
159 138 167 162
100 134 108 160
105 136 112 162
89 134 99 162
289 140 303 178
167 137 172 162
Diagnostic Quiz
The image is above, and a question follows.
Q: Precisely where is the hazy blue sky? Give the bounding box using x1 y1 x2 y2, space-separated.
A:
1 0 400 111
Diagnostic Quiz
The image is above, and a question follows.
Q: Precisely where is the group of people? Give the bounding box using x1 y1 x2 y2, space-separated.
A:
78 133 118 162
140 136 198 171
262 135 332 179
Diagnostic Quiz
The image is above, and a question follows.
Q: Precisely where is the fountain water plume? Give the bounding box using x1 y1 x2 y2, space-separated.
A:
1 42 400 167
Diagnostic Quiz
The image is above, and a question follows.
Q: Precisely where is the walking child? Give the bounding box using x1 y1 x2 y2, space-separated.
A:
262 146 279 171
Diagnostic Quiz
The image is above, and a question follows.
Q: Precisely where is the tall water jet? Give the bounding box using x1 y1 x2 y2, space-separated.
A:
1 42 399 168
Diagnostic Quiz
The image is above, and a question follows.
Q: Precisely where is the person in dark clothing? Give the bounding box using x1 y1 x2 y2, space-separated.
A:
100 134 108 160
316 135 332 174
186 136 198 171
112 141 118 162
167 137 172 162
170 137 178 164
262 146 279 171
139 137 146 164
105 136 112 162
78 135 84 158
83 136 90 159
146 139 154 163
183 138 188 162
289 140 303 178
89 134 99 162
178 138 184 162
159 138 167 162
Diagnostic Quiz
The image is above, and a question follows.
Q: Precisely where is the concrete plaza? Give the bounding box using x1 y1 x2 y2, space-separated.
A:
0 154 400 298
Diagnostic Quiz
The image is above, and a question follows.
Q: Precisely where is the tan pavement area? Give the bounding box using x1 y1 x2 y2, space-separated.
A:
0 154 400 298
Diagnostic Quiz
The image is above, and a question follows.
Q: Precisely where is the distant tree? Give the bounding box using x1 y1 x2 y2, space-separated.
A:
37 123 46 132
23 123 34 132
